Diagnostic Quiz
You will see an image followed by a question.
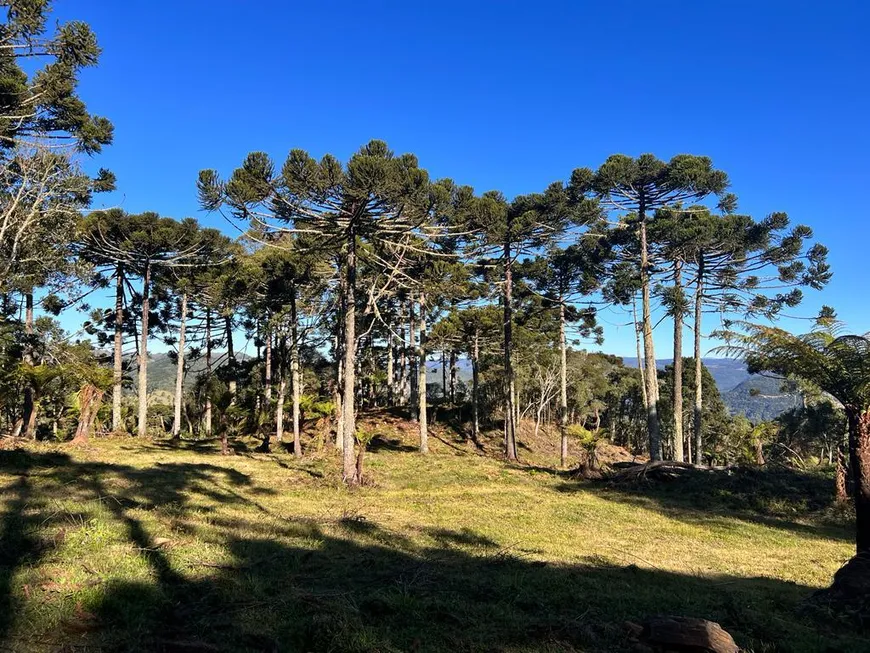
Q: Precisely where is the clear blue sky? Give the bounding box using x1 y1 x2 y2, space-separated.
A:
55 1 869 357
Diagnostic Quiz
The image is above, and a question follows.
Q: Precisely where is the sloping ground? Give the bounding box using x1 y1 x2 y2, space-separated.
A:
0 419 863 652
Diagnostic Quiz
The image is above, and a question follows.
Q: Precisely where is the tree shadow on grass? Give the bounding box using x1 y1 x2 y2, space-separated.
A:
0 449 865 652
556 465 854 544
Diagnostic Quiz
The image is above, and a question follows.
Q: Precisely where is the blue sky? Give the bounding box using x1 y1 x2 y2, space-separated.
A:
54 1 868 356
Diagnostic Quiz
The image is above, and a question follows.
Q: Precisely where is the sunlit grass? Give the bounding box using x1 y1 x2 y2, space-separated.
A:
0 422 863 652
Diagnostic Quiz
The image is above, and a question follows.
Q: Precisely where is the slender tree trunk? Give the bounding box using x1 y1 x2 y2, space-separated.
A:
225 314 237 398
276 341 287 444
112 265 124 432
503 237 518 461
171 291 188 439
409 294 418 422
441 350 447 400
137 260 151 438
846 408 870 553
334 332 344 450
386 326 395 404
638 215 661 460
342 234 359 484
559 299 569 468
633 295 648 412
672 260 684 462
472 330 480 442
264 327 272 403
22 290 36 439
204 308 212 436
418 290 428 454
693 255 705 466
449 350 457 404
290 289 302 458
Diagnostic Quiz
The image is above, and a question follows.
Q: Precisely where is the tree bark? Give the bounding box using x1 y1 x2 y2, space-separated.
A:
503 236 518 461
449 350 457 404
72 385 103 444
276 340 287 444
137 260 151 438
693 255 705 466
472 330 480 442
672 260 684 462
112 265 124 432
290 288 302 458
633 295 648 412
22 290 36 439
408 294 418 422
847 408 870 553
418 290 428 454
264 327 272 403
639 214 661 460
386 325 395 404
225 314 237 398
441 350 447 400
204 308 212 436
559 299 569 468
342 233 359 484
171 291 188 439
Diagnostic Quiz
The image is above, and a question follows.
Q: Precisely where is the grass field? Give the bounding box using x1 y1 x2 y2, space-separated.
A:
0 416 864 652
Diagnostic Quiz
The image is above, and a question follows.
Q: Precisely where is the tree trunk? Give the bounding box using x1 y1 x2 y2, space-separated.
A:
225 314 237 398
264 328 272 403
204 308 213 437
418 290 428 454
72 385 104 444
408 294 418 422
22 290 36 439
847 408 870 553
693 255 705 466
449 350 457 404
386 326 395 404
342 234 358 484
672 260 684 462
334 331 344 450
559 299 569 468
633 295 648 411
503 236 518 461
836 445 849 502
172 292 188 439
441 350 447 400
112 265 124 432
276 344 287 444
472 330 480 442
639 215 661 460
137 260 151 438
290 288 302 458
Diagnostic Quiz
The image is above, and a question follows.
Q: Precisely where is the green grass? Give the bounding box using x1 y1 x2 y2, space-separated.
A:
0 419 864 652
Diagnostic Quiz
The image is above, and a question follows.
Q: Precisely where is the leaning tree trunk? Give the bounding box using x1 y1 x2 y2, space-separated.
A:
171 291 188 439
72 385 104 444
503 235 518 461
137 260 151 438
672 260 684 462
112 265 124 432
418 290 429 454
559 299 569 468
22 290 36 439
290 288 302 458
341 233 359 484
638 214 662 461
693 255 705 466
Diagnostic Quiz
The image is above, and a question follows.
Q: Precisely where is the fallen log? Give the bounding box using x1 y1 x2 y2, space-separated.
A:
625 616 739 652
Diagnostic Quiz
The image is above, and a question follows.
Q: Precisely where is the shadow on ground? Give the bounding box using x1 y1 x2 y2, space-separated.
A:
0 449 864 652
553 464 856 545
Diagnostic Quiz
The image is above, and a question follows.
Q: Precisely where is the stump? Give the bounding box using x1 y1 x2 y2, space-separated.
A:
625 616 739 653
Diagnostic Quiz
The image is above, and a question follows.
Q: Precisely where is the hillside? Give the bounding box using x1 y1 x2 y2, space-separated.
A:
723 374 803 422
0 419 860 652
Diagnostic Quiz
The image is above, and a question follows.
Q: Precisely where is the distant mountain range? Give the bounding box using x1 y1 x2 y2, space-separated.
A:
139 352 797 423
621 357 799 422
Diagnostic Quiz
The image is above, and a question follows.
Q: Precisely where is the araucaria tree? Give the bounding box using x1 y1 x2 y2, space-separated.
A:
589 154 731 460
198 140 446 484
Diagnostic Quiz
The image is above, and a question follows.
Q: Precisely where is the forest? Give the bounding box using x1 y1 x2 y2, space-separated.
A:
1 2 869 652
